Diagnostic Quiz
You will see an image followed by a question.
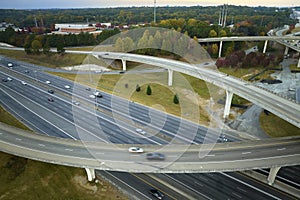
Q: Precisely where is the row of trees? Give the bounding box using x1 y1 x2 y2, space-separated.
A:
0 6 295 29
216 50 278 68
0 27 121 53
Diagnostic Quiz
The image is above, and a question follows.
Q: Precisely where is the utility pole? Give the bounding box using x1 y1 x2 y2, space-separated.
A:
154 0 157 23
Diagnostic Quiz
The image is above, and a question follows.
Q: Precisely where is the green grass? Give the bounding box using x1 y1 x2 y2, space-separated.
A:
48 71 211 125
260 112 300 137
0 49 86 68
0 106 30 131
0 152 127 200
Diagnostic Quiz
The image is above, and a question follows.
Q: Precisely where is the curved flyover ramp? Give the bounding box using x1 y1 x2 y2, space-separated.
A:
1 123 299 173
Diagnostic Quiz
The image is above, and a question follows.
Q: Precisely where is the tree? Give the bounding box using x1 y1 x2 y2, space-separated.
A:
24 42 31 54
57 43 65 54
211 43 219 56
43 40 51 54
136 84 141 92
146 85 152 95
31 40 42 54
208 29 217 38
123 37 134 52
115 37 124 52
173 94 179 104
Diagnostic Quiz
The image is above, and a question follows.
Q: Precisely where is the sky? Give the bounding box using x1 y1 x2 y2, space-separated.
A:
0 0 299 9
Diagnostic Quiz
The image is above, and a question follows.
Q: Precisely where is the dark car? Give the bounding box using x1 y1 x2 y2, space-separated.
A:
2 78 8 82
149 188 164 199
146 153 165 160
48 97 54 102
48 89 54 94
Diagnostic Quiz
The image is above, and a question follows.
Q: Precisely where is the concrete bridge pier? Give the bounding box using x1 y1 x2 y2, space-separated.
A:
168 69 173 86
223 90 233 118
267 166 281 185
121 59 127 71
218 40 223 58
263 40 268 54
284 46 289 55
298 58 300 68
85 168 96 182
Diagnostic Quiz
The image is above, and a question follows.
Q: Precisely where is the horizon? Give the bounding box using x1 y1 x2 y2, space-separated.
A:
1 0 299 10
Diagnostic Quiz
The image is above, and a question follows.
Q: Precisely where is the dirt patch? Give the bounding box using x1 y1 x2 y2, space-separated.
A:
72 175 98 193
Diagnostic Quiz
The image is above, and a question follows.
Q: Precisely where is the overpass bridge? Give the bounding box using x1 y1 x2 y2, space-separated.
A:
198 36 300 63
1 122 299 184
93 52 300 128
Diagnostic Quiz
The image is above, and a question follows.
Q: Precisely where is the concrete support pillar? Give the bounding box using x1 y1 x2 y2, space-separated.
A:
267 166 281 185
218 41 223 58
85 168 95 182
263 40 268 54
298 58 300 68
168 69 173 86
223 90 233 118
284 46 289 55
121 59 127 71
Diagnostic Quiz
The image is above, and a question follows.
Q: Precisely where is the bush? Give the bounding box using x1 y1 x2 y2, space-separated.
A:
173 94 179 104
146 85 152 95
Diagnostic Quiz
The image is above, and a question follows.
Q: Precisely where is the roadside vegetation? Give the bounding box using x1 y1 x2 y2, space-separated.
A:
0 106 30 130
0 49 86 68
260 112 300 137
0 152 127 200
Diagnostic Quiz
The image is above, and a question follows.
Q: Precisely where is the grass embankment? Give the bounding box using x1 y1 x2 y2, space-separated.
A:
0 49 86 68
0 106 30 130
49 71 211 125
0 152 127 200
0 106 127 200
260 112 300 137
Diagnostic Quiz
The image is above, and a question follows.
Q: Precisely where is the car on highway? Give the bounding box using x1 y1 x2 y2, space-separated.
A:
2 78 8 82
64 85 71 89
48 97 54 102
93 91 103 98
73 100 80 105
128 147 144 153
136 128 146 135
146 152 165 160
149 188 164 199
89 94 96 99
24 70 29 73
48 89 54 94
7 63 13 67
6 77 12 81
21 81 27 85
86 87 91 91
45 80 51 84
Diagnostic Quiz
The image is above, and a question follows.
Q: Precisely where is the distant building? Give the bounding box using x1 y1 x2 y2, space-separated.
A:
52 23 103 35
0 22 19 32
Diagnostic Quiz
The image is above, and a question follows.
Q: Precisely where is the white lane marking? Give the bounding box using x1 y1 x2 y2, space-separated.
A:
232 192 242 199
236 186 247 193
0 88 78 140
221 172 281 200
206 154 215 157
195 181 203 187
38 144 45 147
277 148 286 151
242 152 251 155
102 171 152 200
164 174 212 199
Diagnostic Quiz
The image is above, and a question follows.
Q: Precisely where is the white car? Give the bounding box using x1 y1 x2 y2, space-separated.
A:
89 95 96 99
128 147 144 153
136 128 146 135
73 100 80 105
21 81 27 85
64 85 70 89
7 77 12 81
45 81 51 84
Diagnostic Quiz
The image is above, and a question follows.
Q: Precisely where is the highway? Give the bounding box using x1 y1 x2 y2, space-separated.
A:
96 52 300 128
0 59 299 199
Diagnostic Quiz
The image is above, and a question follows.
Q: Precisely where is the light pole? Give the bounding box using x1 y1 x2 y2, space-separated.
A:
153 0 156 24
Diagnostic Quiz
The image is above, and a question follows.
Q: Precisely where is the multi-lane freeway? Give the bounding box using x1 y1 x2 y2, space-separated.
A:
0 57 299 199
